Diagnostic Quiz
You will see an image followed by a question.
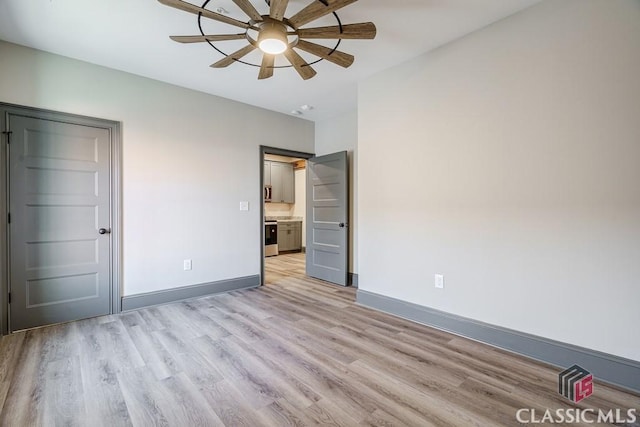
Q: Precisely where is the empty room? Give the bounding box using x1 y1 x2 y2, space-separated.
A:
0 0 639 425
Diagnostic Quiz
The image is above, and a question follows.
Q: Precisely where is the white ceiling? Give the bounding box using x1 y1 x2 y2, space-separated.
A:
0 0 541 121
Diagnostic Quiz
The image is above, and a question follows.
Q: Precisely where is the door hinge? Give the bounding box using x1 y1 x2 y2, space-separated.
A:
7 293 10 304
2 130 11 143
7 213 10 224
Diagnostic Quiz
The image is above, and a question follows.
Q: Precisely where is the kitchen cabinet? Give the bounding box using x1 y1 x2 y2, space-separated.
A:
264 161 271 186
266 161 294 203
278 221 302 252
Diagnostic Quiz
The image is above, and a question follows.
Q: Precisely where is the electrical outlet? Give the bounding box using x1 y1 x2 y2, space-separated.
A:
435 274 444 289
239 201 249 211
183 259 192 271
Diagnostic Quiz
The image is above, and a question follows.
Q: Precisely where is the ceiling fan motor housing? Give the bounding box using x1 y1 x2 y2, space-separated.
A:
257 19 289 54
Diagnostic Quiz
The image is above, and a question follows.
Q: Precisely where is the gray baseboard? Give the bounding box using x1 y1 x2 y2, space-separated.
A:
348 273 359 288
356 290 640 394
122 275 260 311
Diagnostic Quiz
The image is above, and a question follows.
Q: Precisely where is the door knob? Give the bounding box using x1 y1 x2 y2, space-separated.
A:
339 223 346 228
98 228 111 235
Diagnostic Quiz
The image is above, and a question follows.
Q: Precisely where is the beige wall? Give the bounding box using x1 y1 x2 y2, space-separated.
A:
315 111 358 274
0 41 314 297
358 0 640 361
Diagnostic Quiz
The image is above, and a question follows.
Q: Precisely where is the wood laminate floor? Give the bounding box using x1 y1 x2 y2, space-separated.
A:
0 253 638 426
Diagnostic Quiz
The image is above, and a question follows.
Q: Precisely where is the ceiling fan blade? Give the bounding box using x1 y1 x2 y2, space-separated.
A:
210 44 257 68
170 34 247 43
294 40 354 68
232 0 262 21
288 0 357 28
269 0 290 20
283 49 317 80
297 22 376 39
258 54 275 79
158 0 249 29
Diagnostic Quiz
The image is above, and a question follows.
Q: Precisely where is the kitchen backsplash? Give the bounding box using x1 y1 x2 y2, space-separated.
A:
265 202 293 217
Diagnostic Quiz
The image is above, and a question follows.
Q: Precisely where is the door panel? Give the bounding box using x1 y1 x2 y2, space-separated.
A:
9 114 111 330
306 151 348 286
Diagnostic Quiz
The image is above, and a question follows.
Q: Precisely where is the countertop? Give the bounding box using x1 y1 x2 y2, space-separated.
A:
266 216 303 223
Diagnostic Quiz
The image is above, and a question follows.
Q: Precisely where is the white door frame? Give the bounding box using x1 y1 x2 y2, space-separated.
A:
259 145 314 286
0 103 122 334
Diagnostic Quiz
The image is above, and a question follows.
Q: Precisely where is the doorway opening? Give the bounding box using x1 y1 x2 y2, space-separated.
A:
260 146 314 286
260 147 351 288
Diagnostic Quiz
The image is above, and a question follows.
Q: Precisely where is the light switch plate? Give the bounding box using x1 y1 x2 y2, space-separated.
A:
240 201 249 211
183 259 192 271
435 274 444 289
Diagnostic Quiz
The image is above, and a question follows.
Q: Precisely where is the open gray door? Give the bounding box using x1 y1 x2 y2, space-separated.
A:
306 151 348 286
8 113 112 330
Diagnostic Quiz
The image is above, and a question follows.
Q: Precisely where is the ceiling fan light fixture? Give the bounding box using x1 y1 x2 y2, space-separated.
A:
158 0 377 80
259 38 287 55
258 21 288 55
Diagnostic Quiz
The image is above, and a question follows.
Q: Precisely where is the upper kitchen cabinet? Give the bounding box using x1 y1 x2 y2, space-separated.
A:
264 161 271 186
270 161 295 203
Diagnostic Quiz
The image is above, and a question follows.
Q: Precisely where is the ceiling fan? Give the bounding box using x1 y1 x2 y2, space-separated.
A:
158 0 377 80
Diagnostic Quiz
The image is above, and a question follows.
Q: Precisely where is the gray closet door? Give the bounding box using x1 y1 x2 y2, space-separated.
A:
8 114 111 330
306 151 348 286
